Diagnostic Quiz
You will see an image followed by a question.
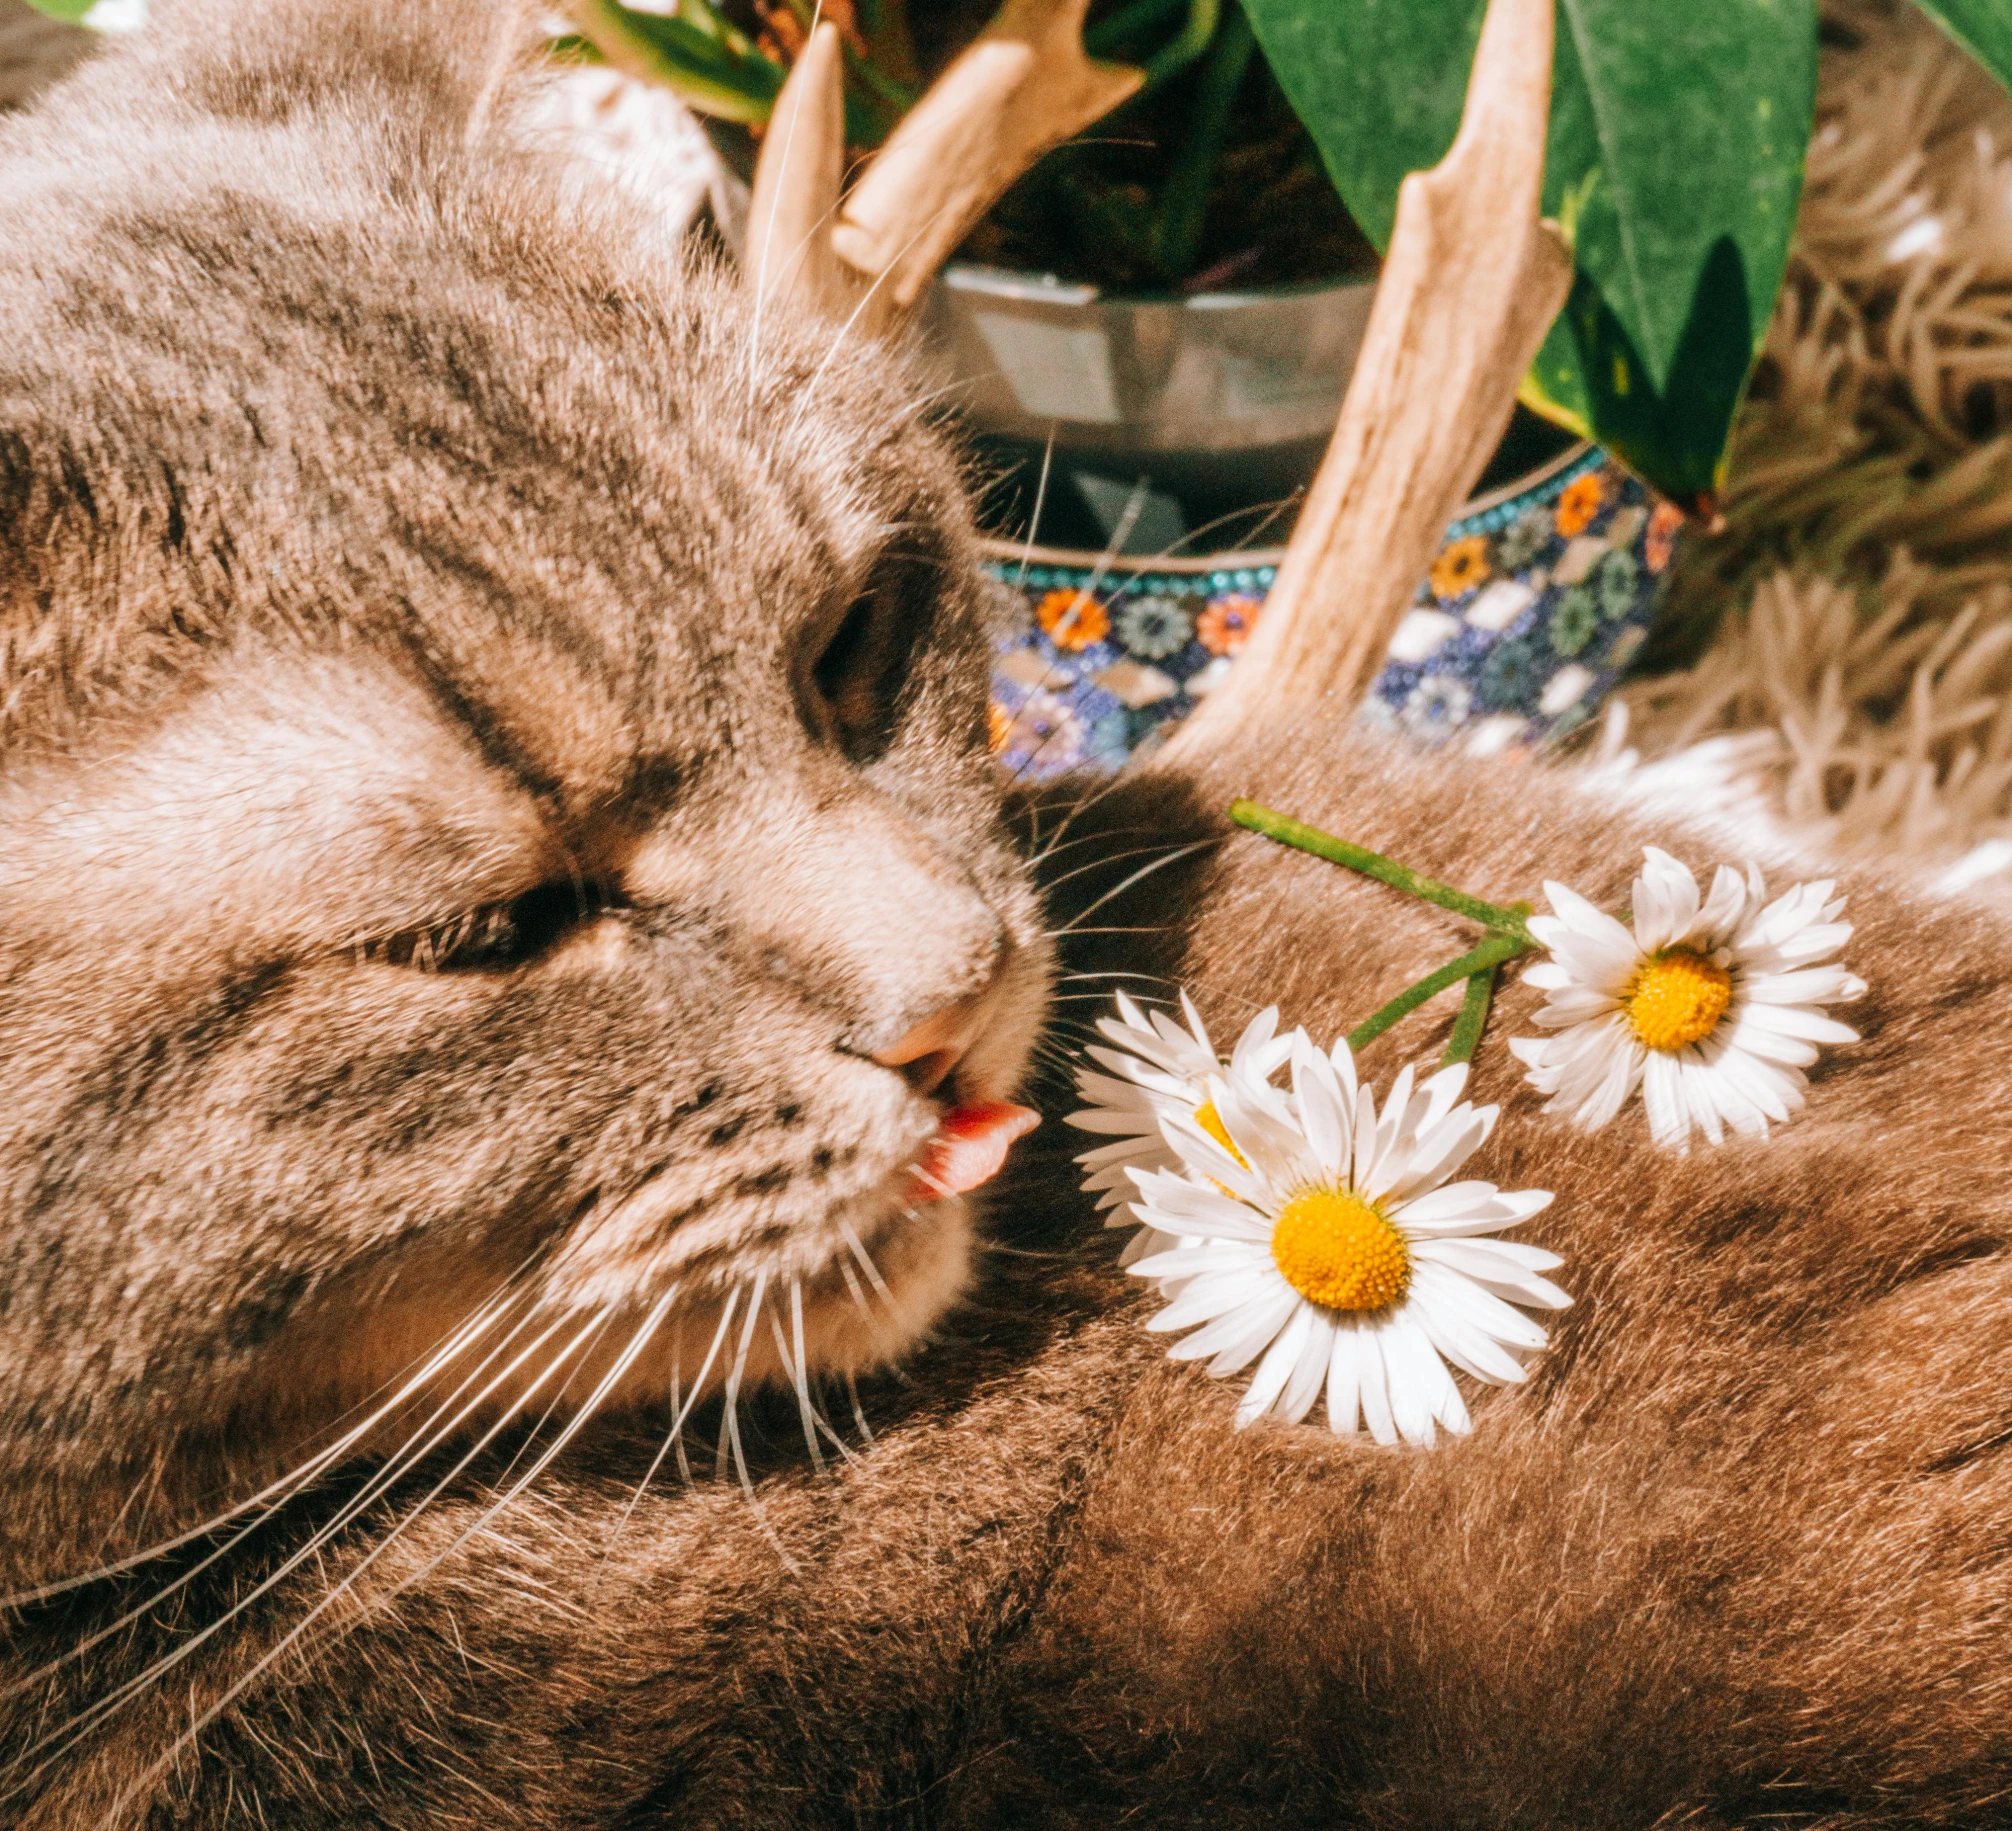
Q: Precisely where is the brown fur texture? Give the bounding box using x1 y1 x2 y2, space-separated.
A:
5 4 2012 1827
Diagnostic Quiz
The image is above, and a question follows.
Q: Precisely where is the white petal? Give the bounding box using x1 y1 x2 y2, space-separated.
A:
1082 1051 1192 1098
1129 1169 1274 1243
1278 1308 1335 1425
1732 1001 1858 1046
1154 1111 1271 1207
1534 986 1626 1026
1226 1004 1282 1078
1391 1179 1514 1226
1569 1027 1646 1130
1351 1082 1380 1190
1641 1049 1688 1148
1718 1016 1820 1068
1376 1108 1489 1203
1425 1270 1551 1351
1710 1045 1798 1121
1355 1321 1397 1445
1291 1033 1352 1176
1382 1313 1461 1446
1326 1326 1363 1435
1633 847 1701 954
1177 990 1216 1063
1065 1108 1165 1136
1411 1270 1531 1384
1237 1301 1316 1426
1543 879 1637 951
1117 1225 1170 1267
1327 1035 1361 1113
1148 1270 1278 1333
1128 1241 1269 1282
1168 1282 1297 1372
1690 862 1750 947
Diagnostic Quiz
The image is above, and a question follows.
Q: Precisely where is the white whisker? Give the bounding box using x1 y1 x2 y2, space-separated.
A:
836 1218 894 1308
717 1274 802 1575
604 1284 744 1553
778 1280 826 1472
98 1302 637 1823
785 199 991 443
6 1303 603 1800
0 1281 525 1611
910 1164 954 1201
0 1290 542 1712
718 1269 767 1499
844 1370 875 1444
1049 841 1212 938
1013 426 1057 592
834 1247 872 1320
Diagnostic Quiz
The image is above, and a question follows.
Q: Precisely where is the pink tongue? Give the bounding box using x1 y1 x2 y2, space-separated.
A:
912 1102 1040 1199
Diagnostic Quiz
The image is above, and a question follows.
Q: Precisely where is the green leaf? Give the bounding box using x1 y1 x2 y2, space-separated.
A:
18 0 100 21
1909 0 2012 94
1239 0 1816 506
572 0 790 128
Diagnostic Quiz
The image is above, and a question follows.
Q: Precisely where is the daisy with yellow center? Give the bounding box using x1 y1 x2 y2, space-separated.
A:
1509 847 1865 1148
1124 1026 1564 1446
1067 992 1292 1267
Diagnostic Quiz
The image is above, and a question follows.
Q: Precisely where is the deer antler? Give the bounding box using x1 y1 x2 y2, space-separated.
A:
746 19 848 316
748 0 1141 328
829 0 1140 329
1165 0 1574 754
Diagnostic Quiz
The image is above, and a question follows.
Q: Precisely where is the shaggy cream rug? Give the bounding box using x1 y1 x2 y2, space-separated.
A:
1620 0 2012 890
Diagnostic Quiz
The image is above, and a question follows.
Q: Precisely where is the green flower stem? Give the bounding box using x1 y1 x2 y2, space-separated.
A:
1345 932 1529 1055
1441 965 1499 1068
1229 801 1532 939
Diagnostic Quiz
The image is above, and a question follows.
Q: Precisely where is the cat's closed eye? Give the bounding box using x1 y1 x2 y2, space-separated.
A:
370 878 628 972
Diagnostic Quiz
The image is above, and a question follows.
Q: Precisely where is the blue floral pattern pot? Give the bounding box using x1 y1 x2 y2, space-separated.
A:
984 443 1683 781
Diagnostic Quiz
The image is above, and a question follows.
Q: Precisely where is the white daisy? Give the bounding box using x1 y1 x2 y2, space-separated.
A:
1067 992 1292 1268
1124 1030 1564 1446
1508 847 1865 1148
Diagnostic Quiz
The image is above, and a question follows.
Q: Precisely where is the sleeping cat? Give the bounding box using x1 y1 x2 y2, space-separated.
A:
4 3 2012 1826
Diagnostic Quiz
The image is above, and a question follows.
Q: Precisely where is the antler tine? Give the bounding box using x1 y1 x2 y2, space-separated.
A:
746 19 847 315
1165 0 1573 756
830 0 1141 335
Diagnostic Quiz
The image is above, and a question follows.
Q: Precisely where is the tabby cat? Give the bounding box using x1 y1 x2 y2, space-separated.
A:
4 4 2011 1827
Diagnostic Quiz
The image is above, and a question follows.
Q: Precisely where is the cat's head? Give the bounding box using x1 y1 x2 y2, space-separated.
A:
0 1 1049 1582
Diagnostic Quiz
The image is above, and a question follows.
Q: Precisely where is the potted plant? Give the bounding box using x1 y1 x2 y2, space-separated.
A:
504 0 2012 766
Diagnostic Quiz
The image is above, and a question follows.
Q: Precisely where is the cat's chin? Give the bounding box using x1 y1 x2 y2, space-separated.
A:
638 1189 979 1393
471 1194 980 1429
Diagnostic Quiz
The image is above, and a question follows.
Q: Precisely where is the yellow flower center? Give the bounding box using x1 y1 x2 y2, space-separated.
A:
1269 1187 1410 1313
1622 947 1733 1051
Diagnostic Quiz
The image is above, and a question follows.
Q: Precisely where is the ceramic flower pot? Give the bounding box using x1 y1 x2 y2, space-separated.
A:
920 262 1681 778
982 443 1685 780
920 262 1378 524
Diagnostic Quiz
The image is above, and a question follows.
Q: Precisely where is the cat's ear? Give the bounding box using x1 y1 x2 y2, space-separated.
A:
1165 0 1573 757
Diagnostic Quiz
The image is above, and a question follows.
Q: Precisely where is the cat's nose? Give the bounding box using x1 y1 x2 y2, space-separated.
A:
869 992 993 1097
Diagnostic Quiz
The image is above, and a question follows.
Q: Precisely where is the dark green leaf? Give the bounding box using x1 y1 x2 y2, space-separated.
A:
1909 0 2012 94
1239 0 1816 504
